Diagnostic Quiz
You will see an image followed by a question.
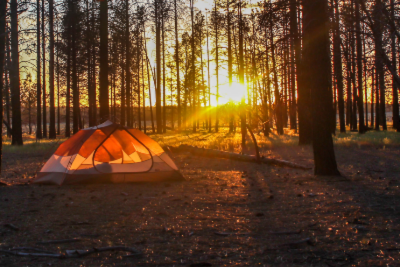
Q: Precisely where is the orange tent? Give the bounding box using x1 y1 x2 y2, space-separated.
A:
33 121 184 185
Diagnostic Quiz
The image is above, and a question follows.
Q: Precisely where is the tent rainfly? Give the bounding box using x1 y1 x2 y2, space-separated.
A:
33 121 184 185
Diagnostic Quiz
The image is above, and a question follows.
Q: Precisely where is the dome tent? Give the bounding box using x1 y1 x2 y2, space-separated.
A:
33 121 184 185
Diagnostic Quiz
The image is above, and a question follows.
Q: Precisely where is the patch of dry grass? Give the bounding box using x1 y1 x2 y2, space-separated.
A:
2 126 400 158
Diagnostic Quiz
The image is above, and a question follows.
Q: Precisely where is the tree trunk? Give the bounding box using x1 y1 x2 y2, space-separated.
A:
375 54 380 130
289 0 297 131
206 13 211 132
57 31 60 135
121 54 126 125
190 0 196 133
390 0 398 130
49 0 56 138
174 0 181 130
125 0 131 127
355 0 365 133
155 0 162 133
71 1 79 134
90 0 96 125
302 0 339 175
28 92 32 134
150 67 155 133
86 0 93 127
227 0 234 133
371 67 374 128
350 5 357 131
374 0 386 130
0 0 8 171
10 0 23 145
99 0 109 122
162 14 166 133
297 0 312 144
42 0 47 138
142 49 147 133
238 0 246 151
36 0 42 139
270 23 283 135
142 30 147 133
65 23 71 137
5 42 11 138
333 0 345 133
345 40 352 127
137 28 141 130
214 1 219 133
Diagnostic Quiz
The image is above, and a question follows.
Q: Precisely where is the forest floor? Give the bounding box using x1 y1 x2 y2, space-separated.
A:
1 128 400 266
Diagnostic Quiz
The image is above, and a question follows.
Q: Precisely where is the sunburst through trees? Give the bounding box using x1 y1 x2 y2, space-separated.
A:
3 0 400 172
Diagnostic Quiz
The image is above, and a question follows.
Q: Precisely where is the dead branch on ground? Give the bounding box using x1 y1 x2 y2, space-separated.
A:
168 144 311 170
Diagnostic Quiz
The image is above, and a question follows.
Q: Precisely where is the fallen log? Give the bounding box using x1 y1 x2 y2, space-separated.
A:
0 246 141 258
37 238 81 245
168 145 311 170
11 247 57 254
0 249 63 258
65 246 141 258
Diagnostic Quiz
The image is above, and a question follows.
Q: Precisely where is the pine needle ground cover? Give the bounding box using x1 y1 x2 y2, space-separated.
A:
1 130 400 266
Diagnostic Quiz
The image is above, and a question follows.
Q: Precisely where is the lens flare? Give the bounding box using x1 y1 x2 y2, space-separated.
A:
218 82 246 104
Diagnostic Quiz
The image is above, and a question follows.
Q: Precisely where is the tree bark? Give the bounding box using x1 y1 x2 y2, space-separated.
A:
333 0 345 133
297 0 312 144
0 0 8 171
371 67 374 128
121 54 126 125
57 30 60 135
206 13 212 132
227 0 234 133
5 39 11 138
270 20 283 135
375 53 380 130
125 0 131 127
355 0 365 133
302 0 339 175
10 0 23 145
190 0 196 133
137 28 141 130
289 0 297 131
49 0 56 138
390 0 398 130
42 0 47 138
214 1 219 133
99 0 109 122
71 1 79 134
162 13 166 133
174 0 181 130
36 0 42 139
373 0 386 130
238 0 246 151
155 0 162 133
65 11 71 137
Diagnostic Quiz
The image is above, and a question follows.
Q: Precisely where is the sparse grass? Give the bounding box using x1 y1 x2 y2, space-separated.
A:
152 127 299 155
334 128 400 146
2 127 400 156
2 135 66 154
153 126 400 155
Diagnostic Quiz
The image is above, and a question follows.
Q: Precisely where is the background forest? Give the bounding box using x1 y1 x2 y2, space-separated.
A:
2 0 399 144
0 0 400 176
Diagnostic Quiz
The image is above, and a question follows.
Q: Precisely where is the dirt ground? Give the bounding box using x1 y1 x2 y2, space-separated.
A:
1 141 400 266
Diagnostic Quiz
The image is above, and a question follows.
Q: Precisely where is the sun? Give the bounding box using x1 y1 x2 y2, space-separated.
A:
217 81 247 105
